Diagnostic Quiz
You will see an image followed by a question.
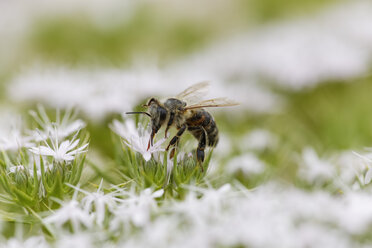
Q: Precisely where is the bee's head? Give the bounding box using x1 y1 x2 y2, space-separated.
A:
144 98 168 149
145 98 167 127
126 97 167 150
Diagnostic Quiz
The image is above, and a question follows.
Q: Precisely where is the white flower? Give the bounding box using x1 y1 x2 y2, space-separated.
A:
28 106 86 142
352 151 372 185
298 148 335 185
8 165 26 174
169 184 233 230
68 180 122 227
8 157 53 180
29 138 88 163
44 199 93 231
111 187 163 229
110 118 165 161
0 236 49 248
334 152 365 189
226 153 265 175
154 151 187 175
0 123 34 152
54 233 95 248
241 129 277 151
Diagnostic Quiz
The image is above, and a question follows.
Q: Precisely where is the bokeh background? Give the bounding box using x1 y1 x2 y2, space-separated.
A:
2 0 372 169
2 0 372 246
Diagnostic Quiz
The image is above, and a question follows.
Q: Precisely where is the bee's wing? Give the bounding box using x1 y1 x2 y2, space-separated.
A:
184 97 239 110
176 81 210 104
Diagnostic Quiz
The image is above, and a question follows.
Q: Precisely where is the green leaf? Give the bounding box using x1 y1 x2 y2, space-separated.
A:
31 160 40 197
12 186 35 206
0 171 13 195
70 155 86 186
50 170 64 199
39 155 53 193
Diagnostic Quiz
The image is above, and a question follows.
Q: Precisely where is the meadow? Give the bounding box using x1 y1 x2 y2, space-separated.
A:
1 1 372 247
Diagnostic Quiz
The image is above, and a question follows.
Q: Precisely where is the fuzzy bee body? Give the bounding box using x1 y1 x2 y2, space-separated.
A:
127 82 237 169
186 109 219 147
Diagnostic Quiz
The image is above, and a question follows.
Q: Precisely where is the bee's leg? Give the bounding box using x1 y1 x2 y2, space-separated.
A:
147 130 153 150
166 124 187 151
170 147 177 159
164 112 175 138
196 131 207 171
147 129 156 151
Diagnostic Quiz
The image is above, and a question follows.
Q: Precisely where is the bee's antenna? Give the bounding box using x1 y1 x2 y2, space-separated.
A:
126 112 152 118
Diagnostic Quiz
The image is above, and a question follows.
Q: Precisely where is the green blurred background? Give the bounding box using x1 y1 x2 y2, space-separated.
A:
1 0 371 183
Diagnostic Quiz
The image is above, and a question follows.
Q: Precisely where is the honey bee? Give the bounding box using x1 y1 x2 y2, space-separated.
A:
127 82 238 169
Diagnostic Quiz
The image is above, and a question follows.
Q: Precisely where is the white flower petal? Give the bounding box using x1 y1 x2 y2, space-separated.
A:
67 139 80 151
152 189 164 198
143 152 152 161
58 140 71 154
30 146 55 156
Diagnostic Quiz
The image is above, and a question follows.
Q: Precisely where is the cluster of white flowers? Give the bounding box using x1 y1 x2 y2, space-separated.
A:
295 146 372 192
298 148 336 186
0 107 88 184
43 186 164 238
2 120 372 248
16 182 372 247
0 236 49 248
7 66 277 121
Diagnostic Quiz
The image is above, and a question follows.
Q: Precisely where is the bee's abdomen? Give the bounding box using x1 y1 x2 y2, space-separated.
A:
206 120 219 146
186 110 219 147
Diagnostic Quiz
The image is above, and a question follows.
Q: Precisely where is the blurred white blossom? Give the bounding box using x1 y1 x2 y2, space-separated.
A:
174 1 372 90
54 232 99 248
298 148 336 185
111 187 163 229
241 129 277 151
44 200 93 231
226 153 265 175
8 165 26 174
28 106 86 142
69 181 122 227
352 151 372 186
117 183 371 248
0 114 34 151
0 236 49 248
